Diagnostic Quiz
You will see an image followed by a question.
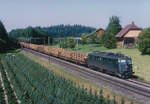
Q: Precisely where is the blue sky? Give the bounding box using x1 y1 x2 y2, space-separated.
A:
0 0 150 31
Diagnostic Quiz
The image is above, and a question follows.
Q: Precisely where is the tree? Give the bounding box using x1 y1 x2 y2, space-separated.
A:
60 38 76 49
68 38 76 48
86 32 97 44
103 31 117 48
0 20 8 51
138 27 150 54
95 33 103 44
81 33 87 45
0 21 8 40
102 16 122 48
42 24 96 38
107 16 122 35
9 26 52 45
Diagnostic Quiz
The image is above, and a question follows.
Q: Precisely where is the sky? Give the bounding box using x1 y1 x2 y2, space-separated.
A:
0 0 150 32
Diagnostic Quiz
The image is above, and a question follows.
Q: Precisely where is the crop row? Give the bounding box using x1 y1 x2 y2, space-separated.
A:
0 59 18 104
0 71 6 104
1 57 33 104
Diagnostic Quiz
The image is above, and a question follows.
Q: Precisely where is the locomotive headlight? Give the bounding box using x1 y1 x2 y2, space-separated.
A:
120 60 126 63
118 59 126 63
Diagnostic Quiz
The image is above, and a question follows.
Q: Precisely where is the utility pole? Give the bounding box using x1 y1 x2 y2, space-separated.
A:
49 56 50 64
59 38 61 48
48 37 50 46
77 39 79 52
44 37 45 45
34 38 36 44
30 37 32 43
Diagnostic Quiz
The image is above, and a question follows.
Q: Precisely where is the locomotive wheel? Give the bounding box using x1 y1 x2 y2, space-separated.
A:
121 75 126 79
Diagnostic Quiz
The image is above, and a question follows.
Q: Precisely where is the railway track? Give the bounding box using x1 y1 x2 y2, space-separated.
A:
127 79 150 89
22 48 150 104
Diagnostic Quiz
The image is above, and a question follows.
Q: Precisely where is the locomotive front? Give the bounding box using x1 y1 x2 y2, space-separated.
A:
118 57 134 78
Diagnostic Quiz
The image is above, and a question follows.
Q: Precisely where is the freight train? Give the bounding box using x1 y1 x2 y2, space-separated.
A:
20 42 134 78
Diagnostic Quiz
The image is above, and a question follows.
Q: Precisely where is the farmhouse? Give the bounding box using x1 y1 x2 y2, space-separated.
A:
86 28 104 38
85 28 104 43
96 28 105 36
116 22 142 48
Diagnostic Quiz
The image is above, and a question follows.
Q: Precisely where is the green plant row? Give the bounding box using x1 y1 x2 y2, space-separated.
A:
0 60 18 104
0 69 6 104
3 55 47 103
14 54 106 104
9 58 50 103
1 58 33 104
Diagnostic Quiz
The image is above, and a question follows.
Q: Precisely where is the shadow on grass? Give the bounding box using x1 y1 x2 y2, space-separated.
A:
0 40 21 53
131 75 145 81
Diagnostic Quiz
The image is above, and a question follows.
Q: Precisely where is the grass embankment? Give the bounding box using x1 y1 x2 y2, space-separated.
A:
68 44 150 82
105 48 150 82
22 51 138 104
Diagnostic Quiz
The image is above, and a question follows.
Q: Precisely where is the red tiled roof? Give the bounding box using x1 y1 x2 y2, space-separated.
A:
116 23 141 38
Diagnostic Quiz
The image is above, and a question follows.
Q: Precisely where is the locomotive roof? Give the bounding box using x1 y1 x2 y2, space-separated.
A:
89 52 130 59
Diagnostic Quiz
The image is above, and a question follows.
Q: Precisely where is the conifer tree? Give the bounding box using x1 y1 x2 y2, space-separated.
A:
0 20 8 41
0 20 8 52
102 16 122 48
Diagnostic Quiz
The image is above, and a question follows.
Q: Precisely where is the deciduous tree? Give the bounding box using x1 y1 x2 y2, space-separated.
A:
138 27 150 54
81 33 87 44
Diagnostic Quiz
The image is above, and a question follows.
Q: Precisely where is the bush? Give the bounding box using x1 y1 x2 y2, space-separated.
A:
138 28 150 55
102 31 117 49
81 34 87 45
60 38 76 49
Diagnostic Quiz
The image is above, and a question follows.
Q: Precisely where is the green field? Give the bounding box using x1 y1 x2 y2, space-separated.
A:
70 44 150 82
1 52 133 104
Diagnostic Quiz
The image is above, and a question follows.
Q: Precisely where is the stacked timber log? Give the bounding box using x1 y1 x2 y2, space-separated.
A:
20 42 88 65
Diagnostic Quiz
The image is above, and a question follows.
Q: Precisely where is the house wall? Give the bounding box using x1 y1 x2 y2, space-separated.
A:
117 41 124 48
117 30 142 48
97 29 104 36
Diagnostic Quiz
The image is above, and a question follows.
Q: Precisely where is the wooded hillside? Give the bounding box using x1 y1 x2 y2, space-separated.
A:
42 24 96 38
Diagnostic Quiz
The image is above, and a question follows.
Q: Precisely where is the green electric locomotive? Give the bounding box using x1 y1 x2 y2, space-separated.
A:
88 52 134 78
